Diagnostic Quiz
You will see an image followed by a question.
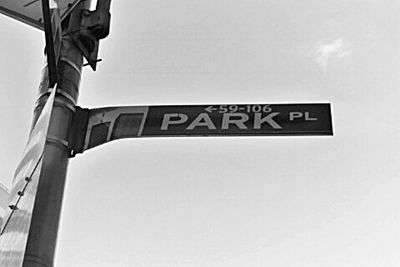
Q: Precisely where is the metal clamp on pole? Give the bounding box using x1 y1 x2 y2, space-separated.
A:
68 106 90 157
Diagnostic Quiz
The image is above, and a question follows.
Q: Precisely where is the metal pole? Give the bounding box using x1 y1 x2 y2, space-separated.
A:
23 1 91 266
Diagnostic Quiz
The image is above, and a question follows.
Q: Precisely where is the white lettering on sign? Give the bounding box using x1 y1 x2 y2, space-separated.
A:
289 112 318 121
160 112 285 131
221 113 249 130
254 112 282 129
289 112 303 121
161 113 188 130
205 105 273 113
187 113 217 130
305 112 317 121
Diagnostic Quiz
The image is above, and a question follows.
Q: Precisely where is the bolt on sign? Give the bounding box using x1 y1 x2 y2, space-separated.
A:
69 103 333 155
0 88 56 267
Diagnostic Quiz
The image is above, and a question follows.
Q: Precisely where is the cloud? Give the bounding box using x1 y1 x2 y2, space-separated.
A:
313 38 351 73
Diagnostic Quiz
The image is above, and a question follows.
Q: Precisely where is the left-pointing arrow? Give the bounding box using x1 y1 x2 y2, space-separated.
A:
205 106 216 113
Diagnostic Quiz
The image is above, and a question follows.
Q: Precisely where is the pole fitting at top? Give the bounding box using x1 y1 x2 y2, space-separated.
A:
69 0 112 70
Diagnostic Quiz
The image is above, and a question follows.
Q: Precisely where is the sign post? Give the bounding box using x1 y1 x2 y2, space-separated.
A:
0 1 91 266
21 2 90 265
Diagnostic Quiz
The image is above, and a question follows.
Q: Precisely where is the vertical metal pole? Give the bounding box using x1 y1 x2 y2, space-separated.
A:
23 1 91 266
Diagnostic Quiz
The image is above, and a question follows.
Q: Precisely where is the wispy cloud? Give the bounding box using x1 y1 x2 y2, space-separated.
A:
313 39 351 73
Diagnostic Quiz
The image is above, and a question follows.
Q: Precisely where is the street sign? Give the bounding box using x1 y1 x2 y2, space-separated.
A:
142 104 333 136
0 88 56 267
0 0 79 29
69 103 333 155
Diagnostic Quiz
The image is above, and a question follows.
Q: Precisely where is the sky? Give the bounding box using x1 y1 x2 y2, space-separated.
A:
1 0 400 266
